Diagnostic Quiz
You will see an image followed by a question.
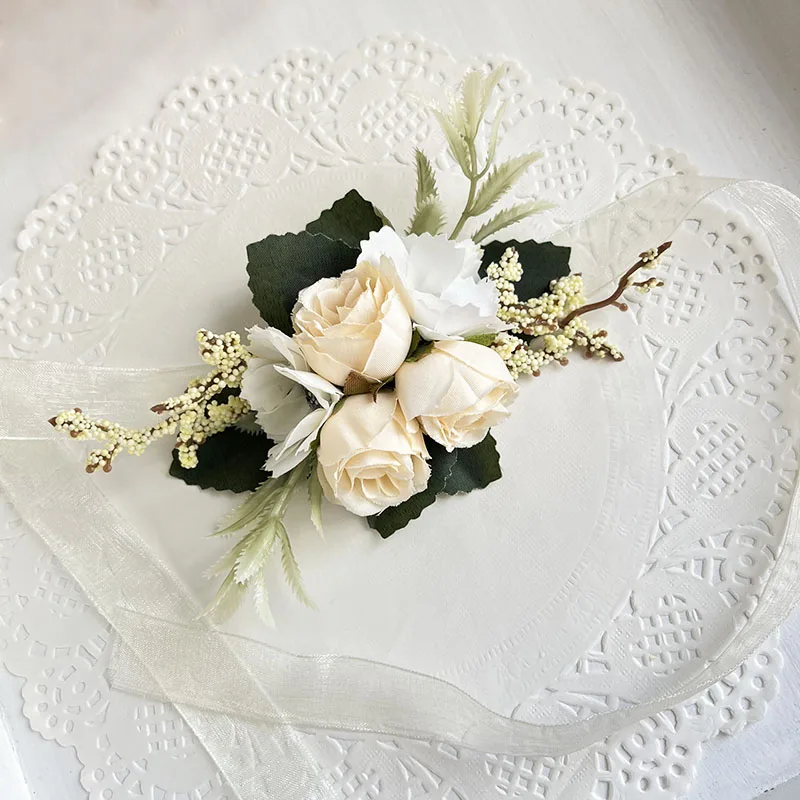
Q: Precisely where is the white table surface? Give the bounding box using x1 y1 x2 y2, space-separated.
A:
1 1 799 798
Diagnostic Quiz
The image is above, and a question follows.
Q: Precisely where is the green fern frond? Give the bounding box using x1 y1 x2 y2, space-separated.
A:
485 101 507 170
203 572 247 623
414 148 439 206
251 575 275 627
461 70 485 138
431 107 471 176
471 200 555 243
471 153 542 217
479 65 507 119
277 522 316 609
233 520 278 585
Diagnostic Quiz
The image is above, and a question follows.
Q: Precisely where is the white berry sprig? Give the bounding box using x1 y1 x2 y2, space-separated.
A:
49 329 251 473
487 243 670 379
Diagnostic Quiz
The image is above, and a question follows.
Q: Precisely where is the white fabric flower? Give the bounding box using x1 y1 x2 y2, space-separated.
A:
240 325 342 477
359 226 504 340
395 340 518 450
317 392 430 516
292 261 412 386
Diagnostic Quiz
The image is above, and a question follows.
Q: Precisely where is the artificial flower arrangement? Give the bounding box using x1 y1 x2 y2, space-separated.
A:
50 69 669 622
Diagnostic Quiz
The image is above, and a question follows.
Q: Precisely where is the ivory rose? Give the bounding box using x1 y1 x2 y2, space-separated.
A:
292 261 412 386
359 227 505 340
395 340 518 450
316 392 430 516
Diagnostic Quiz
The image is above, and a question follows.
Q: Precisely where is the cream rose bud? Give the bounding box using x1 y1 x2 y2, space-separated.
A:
292 262 412 386
317 392 430 516
395 340 518 450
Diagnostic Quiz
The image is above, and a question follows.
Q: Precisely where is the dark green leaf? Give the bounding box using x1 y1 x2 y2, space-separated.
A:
367 442 456 538
440 433 502 495
367 433 502 538
480 238 571 301
305 189 387 248
403 341 434 363
247 232 358 334
169 428 272 493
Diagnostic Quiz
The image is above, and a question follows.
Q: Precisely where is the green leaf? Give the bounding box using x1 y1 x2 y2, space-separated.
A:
461 70 485 138
203 572 247 622
406 328 422 358
308 467 325 539
169 428 272 493
439 433 502 495
480 238 572 301
413 148 439 206
406 196 446 236
277 522 315 609
305 189 386 248
471 153 542 217
367 434 502 538
471 200 554 244
247 232 359 334
485 100 507 169
403 341 434 363
432 107 472 176
233 520 278 584
479 65 507 119
367 443 456 538
464 332 498 346
251 577 275 627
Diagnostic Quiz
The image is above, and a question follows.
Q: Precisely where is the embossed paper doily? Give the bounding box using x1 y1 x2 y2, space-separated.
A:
1 35 797 799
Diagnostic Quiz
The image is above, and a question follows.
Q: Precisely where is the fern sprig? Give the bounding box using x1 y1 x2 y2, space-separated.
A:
407 149 446 235
470 153 543 217
204 454 316 623
471 200 555 243
421 66 552 241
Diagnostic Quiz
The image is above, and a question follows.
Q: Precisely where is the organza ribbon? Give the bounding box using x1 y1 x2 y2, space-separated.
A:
1 175 800 800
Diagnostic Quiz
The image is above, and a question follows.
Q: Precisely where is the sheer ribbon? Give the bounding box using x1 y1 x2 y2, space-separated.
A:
1 176 800 800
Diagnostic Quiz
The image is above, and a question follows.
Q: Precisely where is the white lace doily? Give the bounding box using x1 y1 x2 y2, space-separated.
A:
0 35 797 799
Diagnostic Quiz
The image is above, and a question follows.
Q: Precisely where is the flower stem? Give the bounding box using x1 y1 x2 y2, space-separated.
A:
449 139 480 240
559 242 672 327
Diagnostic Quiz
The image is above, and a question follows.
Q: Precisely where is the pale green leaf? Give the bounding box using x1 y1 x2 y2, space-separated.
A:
406 196 446 236
203 573 247 623
447 94 468 138
461 70 485 138
471 200 555 244
414 148 439 206
432 107 471 176
480 65 507 118
211 480 277 537
485 101 507 170
251 576 275 627
308 467 324 539
233 521 277 584
204 537 249 579
277 523 316 609
471 153 542 217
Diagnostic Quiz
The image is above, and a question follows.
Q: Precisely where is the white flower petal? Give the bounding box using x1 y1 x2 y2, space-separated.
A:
247 325 306 369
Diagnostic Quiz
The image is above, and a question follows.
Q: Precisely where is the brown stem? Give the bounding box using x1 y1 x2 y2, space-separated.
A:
560 241 671 327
